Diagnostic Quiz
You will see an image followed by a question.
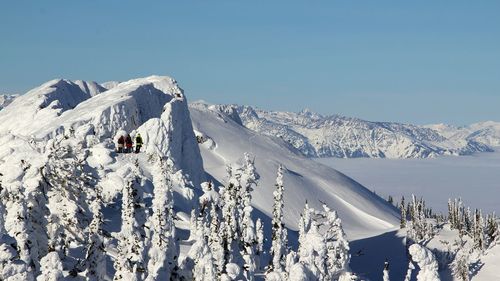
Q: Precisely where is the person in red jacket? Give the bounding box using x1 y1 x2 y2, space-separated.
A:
117 135 125 153
125 134 133 153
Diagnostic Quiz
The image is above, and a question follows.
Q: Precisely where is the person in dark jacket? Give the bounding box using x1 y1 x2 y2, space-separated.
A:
117 135 125 153
135 133 143 153
125 134 133 153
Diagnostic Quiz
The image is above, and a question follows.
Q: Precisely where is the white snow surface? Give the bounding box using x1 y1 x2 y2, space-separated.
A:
189 102 399 240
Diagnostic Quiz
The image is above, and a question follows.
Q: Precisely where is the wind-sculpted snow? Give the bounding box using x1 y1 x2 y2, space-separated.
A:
225 105 497 159
189 102 400 239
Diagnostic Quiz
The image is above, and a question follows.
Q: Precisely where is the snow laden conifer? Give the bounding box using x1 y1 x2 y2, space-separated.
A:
407 195 433 242
198 181 225 276
42 137 96 265
408 244 440 281
220 164 239 265
383 260 390 281
146 155 178 281
209 198 225 275
114 161 147 281
239 153 259 281
485 213 499 247
218 153 260 279
323 204 350 279
255 218 264 271
182 210 217 281
400 196 406 229
266 165 287 279
293 202 352 281
37 252 64 281
472 209 485 251
84 190 106 281
451 248 470 281
2 187 37 280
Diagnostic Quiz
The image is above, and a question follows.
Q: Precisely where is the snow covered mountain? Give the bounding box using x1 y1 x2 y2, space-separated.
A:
426 121 500 148
214 105 496 159
0 76 401 279
0 94 17 110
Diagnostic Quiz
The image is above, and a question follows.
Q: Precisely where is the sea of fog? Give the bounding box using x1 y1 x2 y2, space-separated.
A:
316 149 500 214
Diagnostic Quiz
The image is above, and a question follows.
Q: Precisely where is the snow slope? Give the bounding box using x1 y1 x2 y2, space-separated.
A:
228 105 495 159
189 102 400 240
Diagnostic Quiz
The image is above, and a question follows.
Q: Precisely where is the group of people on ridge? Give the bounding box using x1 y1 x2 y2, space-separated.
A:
117 133 143 153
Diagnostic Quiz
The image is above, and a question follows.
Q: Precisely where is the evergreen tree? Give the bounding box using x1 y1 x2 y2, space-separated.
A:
239 153 259 281
323 204 350 279
485 213 499 247
146 156 178 281
451 249 470 281
114 163 147 280
37 252 64 281
400 196 406 229
269 165 287 273
42 140 96 265
255 218 264 271
84 193 107 280
387 195 394 206
473 209 485 251
383 260 390 281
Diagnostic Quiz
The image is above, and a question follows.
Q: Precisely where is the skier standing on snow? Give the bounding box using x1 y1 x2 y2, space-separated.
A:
135 133 143 153
117 135 125 153
125 134 133 153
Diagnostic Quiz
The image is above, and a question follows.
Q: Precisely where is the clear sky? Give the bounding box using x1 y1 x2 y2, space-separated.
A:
1 1 499 125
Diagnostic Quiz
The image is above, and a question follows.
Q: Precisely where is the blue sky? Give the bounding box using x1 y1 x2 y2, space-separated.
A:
1 1 499 125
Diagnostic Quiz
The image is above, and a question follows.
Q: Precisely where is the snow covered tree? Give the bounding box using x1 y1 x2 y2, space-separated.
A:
387 195 394 206
181 210 217 281
217 153 260 279
323 204 350 279
239 153 259 281
255 218 264 271
298 218 327 280
42 139 97 267
37 252 64 281
472 209 485 251
114 162 147 280
400 196 406 229
451 249 470 281
383 260 390 281
3 187 37 279
295 203 352 281
208 200 226 276
485 213 499 247
408 243 440 281
268 165 287 274
407 195 432 242
146 156 178 281
84 193 107 280
219 165 240 266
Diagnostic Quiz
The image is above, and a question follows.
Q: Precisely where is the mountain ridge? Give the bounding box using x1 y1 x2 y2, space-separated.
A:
208 104 498 159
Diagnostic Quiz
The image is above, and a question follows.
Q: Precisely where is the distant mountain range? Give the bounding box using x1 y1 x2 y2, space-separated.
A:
0 94 17 110
209 104 499 159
